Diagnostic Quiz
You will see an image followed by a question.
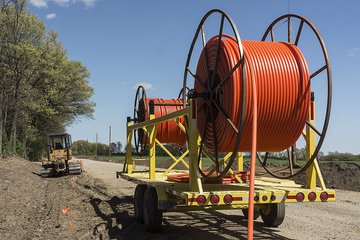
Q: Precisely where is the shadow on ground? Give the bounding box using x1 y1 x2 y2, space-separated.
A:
89 196 293 240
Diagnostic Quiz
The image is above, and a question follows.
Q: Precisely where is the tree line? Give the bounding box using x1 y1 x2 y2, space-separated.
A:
72 140 122 156
72 140 188 157
0 1 95 160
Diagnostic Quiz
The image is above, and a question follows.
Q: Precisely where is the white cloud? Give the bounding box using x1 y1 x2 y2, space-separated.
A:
30 0 48 8
133 82 154 90
80 0 97 7
53 0 97 7
54 0 72 7
46 13 57 20
31 0 98 8
347 47 360 58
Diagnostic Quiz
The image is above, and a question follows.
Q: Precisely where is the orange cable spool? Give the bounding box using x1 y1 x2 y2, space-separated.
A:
182 10 331 240
133 86 186 154
183 11 331 180
195 36 310 152
139 98 186 145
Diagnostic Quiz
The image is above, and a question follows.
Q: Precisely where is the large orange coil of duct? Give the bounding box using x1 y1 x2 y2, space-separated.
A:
195 35 310 152
138 98 186 146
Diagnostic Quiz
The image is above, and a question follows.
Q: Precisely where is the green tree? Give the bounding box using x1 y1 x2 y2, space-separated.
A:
0 1 95 160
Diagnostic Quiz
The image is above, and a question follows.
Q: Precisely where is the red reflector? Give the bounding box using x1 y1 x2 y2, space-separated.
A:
223 194 233 205
296 192 305 202
308 192 316 202
254 196 259 202
262 195 268 201
271 195 276 201
197 195 206 205
210 195 220 205
287 195 296 199
320 192 328 201
233 196 242 201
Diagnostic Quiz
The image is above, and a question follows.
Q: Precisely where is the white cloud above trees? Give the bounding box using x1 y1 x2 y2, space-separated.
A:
30 0 98 8
46 13 57 19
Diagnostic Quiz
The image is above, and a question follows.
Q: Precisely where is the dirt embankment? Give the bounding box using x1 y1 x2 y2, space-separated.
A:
319 162 360 191
0 157 128 240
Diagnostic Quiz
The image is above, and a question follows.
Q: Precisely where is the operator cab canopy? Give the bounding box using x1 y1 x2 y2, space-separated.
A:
48 133 72 150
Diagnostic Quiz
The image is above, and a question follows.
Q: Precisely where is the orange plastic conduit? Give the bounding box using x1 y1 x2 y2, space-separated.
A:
195 34 310 240
138 98 186 145
195 35 310 153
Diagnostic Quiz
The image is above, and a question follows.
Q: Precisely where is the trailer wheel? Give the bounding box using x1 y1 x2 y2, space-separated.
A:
242 208 261 220
143 187 163 232
260 203 285 227
134 184 147 222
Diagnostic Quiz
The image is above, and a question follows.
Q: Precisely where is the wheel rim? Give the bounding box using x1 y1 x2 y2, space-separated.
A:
258 14 332 179
134 85 148 155
182 9 246 181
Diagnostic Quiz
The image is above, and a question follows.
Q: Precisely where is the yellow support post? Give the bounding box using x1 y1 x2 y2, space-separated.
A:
314 158 326 190
237 152 244 172
197 136 202 169
173 118 186 134
188 99 202 192
306 100 317 189
125 121 133 174
148 114 157 180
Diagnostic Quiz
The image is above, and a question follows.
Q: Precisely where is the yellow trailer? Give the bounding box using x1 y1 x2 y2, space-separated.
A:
117 9 334 239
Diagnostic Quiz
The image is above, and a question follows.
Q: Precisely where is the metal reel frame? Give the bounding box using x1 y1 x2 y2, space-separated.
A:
258 14 332 179
134 85 148 155
182 9 247 181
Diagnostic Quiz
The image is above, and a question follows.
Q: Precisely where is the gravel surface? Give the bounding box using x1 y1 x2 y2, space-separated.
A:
82 159 360 240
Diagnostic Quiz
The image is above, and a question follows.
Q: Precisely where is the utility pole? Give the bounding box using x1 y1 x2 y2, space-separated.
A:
95 132 98 160
109 126 111 161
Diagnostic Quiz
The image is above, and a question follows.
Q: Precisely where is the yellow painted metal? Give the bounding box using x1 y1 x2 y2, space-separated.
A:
164 150 189 174
173 118 186 134
198 136 203 169
237 152 244 171
120 171 335 210
125 121 133 174
228 168 243 183
141 126 189 172
188 100 202 192
157 140 189 169
314 158 326 190
148 114 157 180
306 102 317 189
49 149 69 161
127 108 189 131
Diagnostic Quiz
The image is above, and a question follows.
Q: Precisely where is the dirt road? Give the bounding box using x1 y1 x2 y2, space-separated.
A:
82 159 360 240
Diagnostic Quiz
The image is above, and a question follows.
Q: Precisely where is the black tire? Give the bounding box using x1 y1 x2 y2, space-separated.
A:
260 203 285 227
143 187 163 232
242 208 261 220
134 184 147 222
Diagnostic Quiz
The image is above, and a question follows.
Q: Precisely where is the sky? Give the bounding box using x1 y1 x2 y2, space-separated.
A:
28 0 360 154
